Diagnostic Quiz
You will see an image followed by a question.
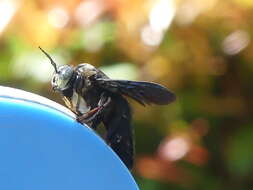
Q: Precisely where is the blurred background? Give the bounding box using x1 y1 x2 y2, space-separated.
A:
0 0 253 189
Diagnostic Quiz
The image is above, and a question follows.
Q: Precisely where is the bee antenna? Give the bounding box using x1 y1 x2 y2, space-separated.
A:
39 46 59 73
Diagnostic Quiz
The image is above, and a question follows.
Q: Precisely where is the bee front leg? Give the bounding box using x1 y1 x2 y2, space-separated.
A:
77 93 112 129
76 106 99 121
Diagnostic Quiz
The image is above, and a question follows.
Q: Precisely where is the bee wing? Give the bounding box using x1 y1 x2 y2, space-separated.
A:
95 79 176 106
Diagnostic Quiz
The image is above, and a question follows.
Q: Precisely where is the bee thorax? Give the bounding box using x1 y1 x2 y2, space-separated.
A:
77 63 97 78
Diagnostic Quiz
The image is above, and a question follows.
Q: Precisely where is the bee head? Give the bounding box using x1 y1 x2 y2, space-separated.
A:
51 65 74 91
39 47 74 91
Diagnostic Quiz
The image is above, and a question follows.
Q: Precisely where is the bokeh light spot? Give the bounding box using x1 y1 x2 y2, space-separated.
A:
159 136 190 161
222 30 250 55
48 7 69 29
0 0 17 34
141 24 164 46
75 0 105 27
149 0 176 32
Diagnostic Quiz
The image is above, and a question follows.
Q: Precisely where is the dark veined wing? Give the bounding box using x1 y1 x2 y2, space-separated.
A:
94 79 176 106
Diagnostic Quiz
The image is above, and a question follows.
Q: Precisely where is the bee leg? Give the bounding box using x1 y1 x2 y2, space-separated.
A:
80 96 111 123
77 94 111 127
76 107 100 126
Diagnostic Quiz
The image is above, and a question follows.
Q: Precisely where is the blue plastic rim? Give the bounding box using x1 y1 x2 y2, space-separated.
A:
0 86 139 190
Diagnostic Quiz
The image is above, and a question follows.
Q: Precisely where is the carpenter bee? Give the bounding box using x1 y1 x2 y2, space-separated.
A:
39 47 176 169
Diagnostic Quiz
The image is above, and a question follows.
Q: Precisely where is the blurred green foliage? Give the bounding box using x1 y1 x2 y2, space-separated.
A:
0 0 253 189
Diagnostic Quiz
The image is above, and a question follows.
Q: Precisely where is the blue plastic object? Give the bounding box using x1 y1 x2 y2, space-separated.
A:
0 86 139 190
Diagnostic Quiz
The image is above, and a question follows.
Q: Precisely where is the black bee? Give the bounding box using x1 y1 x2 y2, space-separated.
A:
39 47 176 169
